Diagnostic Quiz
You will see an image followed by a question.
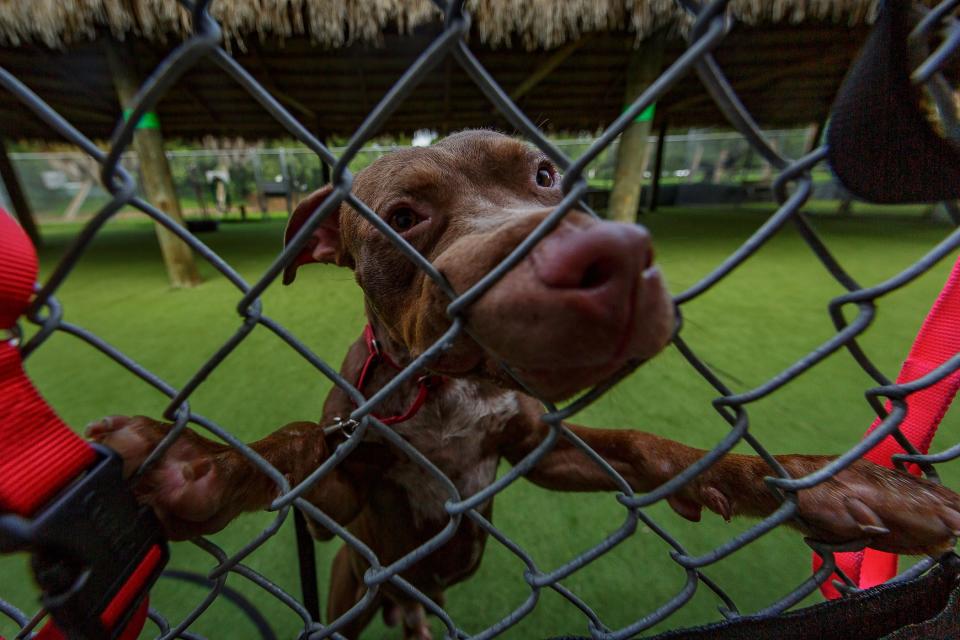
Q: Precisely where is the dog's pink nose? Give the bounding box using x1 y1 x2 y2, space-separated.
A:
531 222 653 290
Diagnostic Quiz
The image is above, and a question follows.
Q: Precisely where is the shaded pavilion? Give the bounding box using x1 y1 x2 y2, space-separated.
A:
0 0 877 276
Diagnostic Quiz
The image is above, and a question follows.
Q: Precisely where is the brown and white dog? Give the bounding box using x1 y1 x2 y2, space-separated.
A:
88 130 960 639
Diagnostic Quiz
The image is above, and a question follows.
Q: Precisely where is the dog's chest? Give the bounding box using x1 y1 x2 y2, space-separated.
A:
381 379 519 526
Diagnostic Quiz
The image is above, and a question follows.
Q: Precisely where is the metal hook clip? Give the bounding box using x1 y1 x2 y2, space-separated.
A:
323 416 360 439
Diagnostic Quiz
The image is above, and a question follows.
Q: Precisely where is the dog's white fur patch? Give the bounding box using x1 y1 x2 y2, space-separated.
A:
385 379 519 527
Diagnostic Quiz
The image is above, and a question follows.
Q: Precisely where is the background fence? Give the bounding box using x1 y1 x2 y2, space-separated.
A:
4 129 847 224
2 0 960 638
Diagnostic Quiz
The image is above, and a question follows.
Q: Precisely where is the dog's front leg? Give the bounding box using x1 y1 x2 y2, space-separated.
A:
87 415 345 540
501 400 960 557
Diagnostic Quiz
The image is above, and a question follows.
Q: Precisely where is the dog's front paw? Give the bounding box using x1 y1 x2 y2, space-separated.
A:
86 415 237 540
783 455 960 556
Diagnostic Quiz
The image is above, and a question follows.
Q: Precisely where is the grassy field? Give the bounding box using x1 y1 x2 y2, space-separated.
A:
2 205 959 639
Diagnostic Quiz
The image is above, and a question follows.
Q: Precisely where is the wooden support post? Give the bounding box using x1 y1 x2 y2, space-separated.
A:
805 120 825 153
63 181 93 221
105 39 201 288
253 154 268 215
649 120 668 212
0 138 42 247
608 31 666 223
688 143 704 182
279 148 292 216
321 159 331 185
758 140 776 182
712 148 730 184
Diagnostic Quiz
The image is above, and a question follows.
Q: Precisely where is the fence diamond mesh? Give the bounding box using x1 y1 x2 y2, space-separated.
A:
2 0 960 638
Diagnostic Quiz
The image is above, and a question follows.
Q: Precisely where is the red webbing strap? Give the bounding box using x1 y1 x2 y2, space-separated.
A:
378 377 437 425
353 324 443 426
814 253 960 598
0 210 155 639
356 324 382 393
362 322 401 369
0 212 96 515
0 344 97 514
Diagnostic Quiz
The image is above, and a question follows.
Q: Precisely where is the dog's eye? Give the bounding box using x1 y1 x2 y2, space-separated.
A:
389 207 419 232
536 164 555 188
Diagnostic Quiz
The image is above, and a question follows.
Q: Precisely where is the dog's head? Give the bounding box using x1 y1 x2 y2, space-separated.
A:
283 130 674 401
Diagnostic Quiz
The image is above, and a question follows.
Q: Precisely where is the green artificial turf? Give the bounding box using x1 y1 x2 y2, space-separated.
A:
2 205 959 639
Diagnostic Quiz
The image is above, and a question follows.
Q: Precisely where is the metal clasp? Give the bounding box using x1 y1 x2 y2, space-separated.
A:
323 416 360 439
0 445 168 639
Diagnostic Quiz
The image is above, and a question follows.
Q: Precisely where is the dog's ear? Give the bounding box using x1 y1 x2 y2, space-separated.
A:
282 185 352 285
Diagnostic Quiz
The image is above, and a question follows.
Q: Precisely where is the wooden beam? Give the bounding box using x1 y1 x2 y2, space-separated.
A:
0 93 116 124
48 54 116 114
608 30 666 223
665 50 850 115
0 138 41 247
250 43 319 128
180 80 221 125
105 38 201 288
509 33 595 101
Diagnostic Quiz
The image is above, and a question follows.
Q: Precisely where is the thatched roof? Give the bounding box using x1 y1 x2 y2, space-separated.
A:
0 22 874 140
0 0 879 50
0 1 888 142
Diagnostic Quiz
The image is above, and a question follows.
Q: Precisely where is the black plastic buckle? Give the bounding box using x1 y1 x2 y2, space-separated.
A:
0 444 169 639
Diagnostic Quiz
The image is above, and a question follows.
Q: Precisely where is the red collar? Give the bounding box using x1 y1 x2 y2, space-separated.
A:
353 324 444 426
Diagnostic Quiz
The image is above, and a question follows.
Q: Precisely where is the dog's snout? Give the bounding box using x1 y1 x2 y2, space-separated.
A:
441 214 672 400
531 223 653 290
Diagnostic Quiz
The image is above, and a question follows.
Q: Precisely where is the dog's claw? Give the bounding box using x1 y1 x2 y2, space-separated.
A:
859 525 891 536
702 486 732 522
845 496 886 535
85 415 121 438
939 507 960 534
782 457 960 557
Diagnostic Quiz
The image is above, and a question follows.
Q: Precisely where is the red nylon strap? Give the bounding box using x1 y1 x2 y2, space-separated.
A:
354 324 442 426
363 322 401 370
355 324 382 393
0 343 97 514
0 210 153 639
378 377 436 426
814 253 960 598
0 213 35 329
0 212 96 515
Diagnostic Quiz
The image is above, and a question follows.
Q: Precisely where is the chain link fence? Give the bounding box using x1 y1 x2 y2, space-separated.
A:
2 0 960 638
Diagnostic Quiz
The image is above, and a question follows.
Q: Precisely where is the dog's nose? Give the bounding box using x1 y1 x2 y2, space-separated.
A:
531 222 653 290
